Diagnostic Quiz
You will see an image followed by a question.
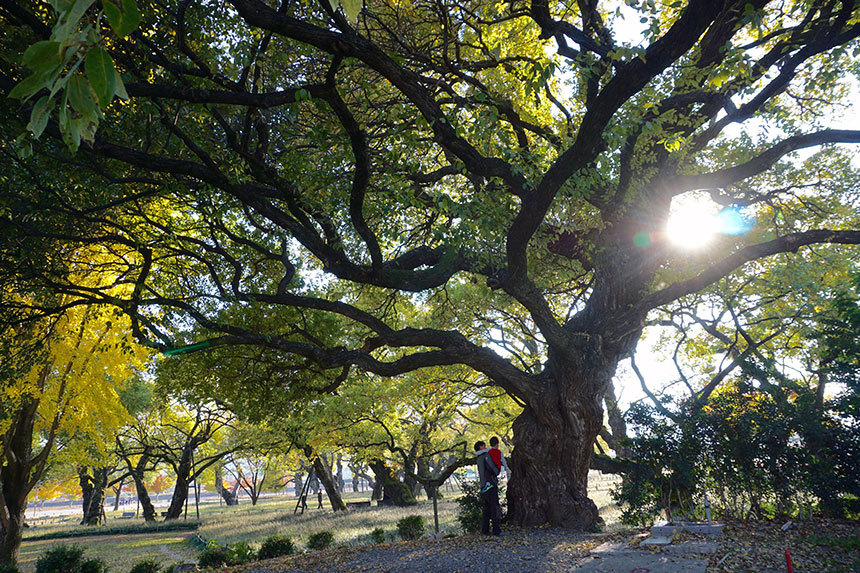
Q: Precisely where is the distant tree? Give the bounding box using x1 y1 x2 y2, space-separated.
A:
147 402 236 520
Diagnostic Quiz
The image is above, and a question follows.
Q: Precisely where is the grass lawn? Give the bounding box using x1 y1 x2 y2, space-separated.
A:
198 494 461 548
18 491 464 571
17 479 622 572
18 532 199 572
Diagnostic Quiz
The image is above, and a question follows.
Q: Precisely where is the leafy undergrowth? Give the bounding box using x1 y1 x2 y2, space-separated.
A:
709 519 860 572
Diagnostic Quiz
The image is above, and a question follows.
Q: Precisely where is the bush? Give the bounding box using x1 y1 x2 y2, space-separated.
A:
456 481 483 533
306 530 334 551
396 515 425 540
258 534 295 559
78 559 108 573
226 541 256 564
197 545 230 568
370 527 385 544
128 560 161 573
0 563 21 573
36 545 86 573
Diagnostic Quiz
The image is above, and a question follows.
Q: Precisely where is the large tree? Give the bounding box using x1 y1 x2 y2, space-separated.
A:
0 306 144 563
2 0 860 530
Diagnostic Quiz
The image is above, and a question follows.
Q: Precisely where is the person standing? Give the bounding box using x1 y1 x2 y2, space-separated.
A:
474 441 501 535
317 490 323 509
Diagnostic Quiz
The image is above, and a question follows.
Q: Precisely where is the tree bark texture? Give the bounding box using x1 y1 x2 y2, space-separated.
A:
79 466 109 526
215 466 239 506
370 460 417 506
307 449 346 511
506 379 607 529
164 446 193 520
126 453 157 521
0 401 38 566
335 454 344 493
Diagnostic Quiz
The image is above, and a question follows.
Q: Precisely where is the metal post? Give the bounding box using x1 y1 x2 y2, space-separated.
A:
192 451 200 519
433 487 439 535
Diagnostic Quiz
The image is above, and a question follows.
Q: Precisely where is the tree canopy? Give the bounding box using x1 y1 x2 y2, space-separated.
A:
2 0 860 530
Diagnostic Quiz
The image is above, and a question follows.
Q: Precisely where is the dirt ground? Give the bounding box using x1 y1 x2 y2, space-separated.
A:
235 519 860 573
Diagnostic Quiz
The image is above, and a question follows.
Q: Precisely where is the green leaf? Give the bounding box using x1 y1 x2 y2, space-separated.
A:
49 72 72 99
340 0 362 22
68 73 96 115
58 101 81 151
113 69 128 99
103 0 141 38
51 0 95 41
85 47 116 107
22 41 63 71
49 0 75 13
27 96 54 138
7 73 46 101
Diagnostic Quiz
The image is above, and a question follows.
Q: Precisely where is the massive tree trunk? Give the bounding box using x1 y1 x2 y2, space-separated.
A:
370 460 417 506
506 355 619 530
79 466 109 526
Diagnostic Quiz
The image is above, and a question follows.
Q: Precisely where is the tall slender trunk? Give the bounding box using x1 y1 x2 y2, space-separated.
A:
164 446 193 520
306 449 346 511
112 478 124 511
335 454 344 493
294 471 304 497
348 462 360 493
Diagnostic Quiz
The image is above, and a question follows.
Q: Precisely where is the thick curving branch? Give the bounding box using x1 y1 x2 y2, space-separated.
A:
671 130 860 194
225 0 528 193
638 229 860 313
507 0 734 281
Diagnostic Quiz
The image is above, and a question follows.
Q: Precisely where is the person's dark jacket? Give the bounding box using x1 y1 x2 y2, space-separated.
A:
476 450 499 487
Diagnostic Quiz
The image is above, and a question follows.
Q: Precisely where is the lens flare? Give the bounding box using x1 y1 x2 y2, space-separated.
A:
666 193 754 248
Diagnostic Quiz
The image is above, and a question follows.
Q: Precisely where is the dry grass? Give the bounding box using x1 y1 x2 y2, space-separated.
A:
17 479 623 571
17 532 198 572
198 493 462 548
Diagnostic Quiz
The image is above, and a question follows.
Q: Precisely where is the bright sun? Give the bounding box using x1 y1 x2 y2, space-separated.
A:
666 192 721 248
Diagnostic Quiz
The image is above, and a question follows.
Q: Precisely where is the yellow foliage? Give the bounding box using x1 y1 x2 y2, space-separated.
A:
1 302 151 461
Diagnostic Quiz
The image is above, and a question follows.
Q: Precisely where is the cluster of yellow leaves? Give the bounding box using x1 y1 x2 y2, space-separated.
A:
2 302 151 463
